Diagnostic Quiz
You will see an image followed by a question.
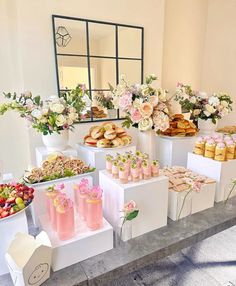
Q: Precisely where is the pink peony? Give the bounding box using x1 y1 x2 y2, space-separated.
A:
139 102 153 118
130 108 142 123
119 91 133 111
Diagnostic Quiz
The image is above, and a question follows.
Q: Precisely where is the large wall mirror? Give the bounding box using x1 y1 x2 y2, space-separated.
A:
52 15 144 122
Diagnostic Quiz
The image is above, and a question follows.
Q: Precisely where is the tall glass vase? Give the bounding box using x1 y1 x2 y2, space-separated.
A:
137 129 156 160
114 219 132 247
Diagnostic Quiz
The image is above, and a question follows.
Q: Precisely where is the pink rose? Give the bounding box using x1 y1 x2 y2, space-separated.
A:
149 96 159 107
130 108 142 123
124 200 136 213
139 102 153 118
119 91 133 111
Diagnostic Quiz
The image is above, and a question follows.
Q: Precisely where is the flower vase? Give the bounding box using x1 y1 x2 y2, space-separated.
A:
137 129 156 160
198 118 218 135
42 129 69 152
115 219 132 247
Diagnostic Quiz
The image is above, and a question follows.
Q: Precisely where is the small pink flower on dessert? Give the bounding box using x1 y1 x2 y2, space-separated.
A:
139 102 153 118
55 183 65 191
226 140 234 146
130 108 142 123
119 91 132 111
207 139 215 145
217 142 225 148
193 181 202 193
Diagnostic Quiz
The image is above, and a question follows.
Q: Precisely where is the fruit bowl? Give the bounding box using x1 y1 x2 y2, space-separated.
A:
0 183 35 220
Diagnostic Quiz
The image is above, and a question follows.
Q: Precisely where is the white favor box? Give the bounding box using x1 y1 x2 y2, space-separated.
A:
156 136 196 167
5 232 52 286
36 146 77 167
99 170 168 239
187 152 236 202
168 182 216 221
0 210 28 275
39 215 113 271
28 173 94 226
76 143 136 184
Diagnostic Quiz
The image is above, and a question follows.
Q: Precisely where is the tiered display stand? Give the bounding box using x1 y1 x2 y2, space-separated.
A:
156 135 196 167
99 170 168 239
187 152 236 202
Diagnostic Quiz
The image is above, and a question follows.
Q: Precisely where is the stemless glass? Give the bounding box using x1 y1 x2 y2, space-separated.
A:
57 200 75 240
86 198 103 230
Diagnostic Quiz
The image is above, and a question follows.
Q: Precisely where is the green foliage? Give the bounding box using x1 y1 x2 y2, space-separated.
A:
126 210 139 221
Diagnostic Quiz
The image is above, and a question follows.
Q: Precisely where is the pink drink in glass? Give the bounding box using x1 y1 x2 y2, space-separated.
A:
86 198 103 230
57 199 75 240
78 193 87 220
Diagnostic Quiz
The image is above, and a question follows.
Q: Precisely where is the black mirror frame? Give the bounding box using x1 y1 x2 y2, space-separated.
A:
52 14 144 123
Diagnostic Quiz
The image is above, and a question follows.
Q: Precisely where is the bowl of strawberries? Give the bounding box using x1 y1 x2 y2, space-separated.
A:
0 183 35 220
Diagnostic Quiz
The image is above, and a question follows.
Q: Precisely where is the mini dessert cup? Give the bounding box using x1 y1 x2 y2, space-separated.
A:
56 197 75 241
86 186 103 230
131 163 140 182
226 140 235 160
151 160 159 177
112 161 119 179
142 161 151 180
105 155 113 173
119 166 129 184
204 139 216 159
193 137 205 155
214 142 226 161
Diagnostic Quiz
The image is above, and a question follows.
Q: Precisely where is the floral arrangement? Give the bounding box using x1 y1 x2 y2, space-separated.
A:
109 75 170 132
0 84 90 135
94 91 114 110
175 83 233 124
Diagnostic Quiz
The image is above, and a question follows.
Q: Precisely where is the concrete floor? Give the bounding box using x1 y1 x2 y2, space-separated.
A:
108 225 236 286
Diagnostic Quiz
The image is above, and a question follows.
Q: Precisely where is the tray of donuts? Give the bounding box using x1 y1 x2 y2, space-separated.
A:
84 122 132 149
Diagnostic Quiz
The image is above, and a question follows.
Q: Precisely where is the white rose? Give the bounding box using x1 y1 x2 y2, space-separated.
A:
67 118 74 125
133 98 143 108
138 118 153 131
193 109 201 116
208 96 220 106
56 114 66 126
68 112 78 121
41 108 49 115
221 100 228 107
190 96 197 104
31 109 42 119
198 92 208 99
205 104 215 114
50 103 64 113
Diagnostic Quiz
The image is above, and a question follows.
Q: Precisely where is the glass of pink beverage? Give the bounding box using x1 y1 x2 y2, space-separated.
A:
74 179 89 220
45 190 59 231
56 197 75 240
86 186 103 230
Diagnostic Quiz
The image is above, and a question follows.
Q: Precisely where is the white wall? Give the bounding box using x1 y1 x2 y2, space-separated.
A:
0 0 165 177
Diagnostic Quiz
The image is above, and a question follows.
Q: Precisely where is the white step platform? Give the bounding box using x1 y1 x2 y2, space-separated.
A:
99 170 168 239
0 210 28 275
28 173 94 226
36 146 77 167
168 182 216 221
156 135 196 167
39 215 113 271
76 143 136 184
187 152 236 202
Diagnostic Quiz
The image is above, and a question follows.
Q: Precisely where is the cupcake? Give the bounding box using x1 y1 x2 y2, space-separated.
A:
214 142 226 161
111 160 119 179
118 165 128 184
194 137 205 155
226 140 235 160
204 139 216 159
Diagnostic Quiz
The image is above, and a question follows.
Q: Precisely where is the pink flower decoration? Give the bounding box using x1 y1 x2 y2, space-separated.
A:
130 108 142 123
123 200 137 214
55 183 65 191
88 186 103 199
119 91 132 111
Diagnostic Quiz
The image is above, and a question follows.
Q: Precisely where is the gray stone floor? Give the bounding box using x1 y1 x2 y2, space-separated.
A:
106 225 236 286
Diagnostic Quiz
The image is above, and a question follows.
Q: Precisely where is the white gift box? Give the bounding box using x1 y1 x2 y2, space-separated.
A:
187 152 236 202
0 211 28 275
168 182 216 221
35 146 78 167
76 143 136 184
39 215 113 271
28 173 94 227
99 170 168 239
5 231 52 286
156 136 196 167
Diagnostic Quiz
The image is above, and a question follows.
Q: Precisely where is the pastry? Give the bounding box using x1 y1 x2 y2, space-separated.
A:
111 137 124 147
194 137 205 155
226 140 235 160
120 135 132 145
97 138 110 148
91 126 103 139
217 126 236 134
204 139 216 159
84 137 98 147
116 127 127 137
185 128 197 136
214 142 226 161
104 129 117 140
173 114 184 120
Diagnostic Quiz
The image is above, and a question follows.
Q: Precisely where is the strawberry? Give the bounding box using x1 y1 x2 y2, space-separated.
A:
6 197 16 204
1 211 9 218
0 207 3 214
0 197 5 204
